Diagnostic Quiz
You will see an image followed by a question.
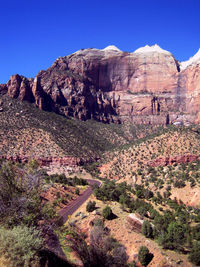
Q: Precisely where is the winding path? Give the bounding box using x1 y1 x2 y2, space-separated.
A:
59 179 101 223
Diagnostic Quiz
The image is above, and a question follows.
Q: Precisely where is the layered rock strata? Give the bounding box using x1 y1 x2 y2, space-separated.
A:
147 154 200 167
1 45 200 125
0 155 86 167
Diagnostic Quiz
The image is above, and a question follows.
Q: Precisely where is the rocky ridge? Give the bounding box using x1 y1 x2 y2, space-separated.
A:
1 44 200 125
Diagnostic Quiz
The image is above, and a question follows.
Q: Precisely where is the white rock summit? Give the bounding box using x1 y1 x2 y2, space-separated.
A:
102 45 121 52
133 44 171 55
2 43 200 126
180 48 200 70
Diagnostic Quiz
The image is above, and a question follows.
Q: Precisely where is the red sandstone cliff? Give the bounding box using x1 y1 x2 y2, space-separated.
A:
1 44 200 125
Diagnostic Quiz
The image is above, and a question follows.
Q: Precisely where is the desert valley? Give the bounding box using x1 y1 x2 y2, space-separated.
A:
0 44 200 266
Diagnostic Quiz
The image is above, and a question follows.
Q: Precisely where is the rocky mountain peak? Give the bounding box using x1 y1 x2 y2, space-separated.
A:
102 45 121 52
180 48 200 70
133 44 171 55
71 45 122 58
1 44 200 125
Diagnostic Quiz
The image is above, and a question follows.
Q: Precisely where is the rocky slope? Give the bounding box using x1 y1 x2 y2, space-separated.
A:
99 126 200 208
1 44 200 124
0 94 132 167
100 127 200 178
0 93 169 168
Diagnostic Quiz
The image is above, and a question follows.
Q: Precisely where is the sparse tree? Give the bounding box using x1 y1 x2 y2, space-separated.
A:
0 225 43 267
188 241 200 266
75 188 80 195
0 161 56 227
86 201 96 212
138 246 153 266
65 225 128 267
102 206 112 220
142 220 153 238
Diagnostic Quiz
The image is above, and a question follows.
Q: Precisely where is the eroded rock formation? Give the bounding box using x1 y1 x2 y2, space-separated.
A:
147 154 200 167
0 155 84 167
1 44 200 125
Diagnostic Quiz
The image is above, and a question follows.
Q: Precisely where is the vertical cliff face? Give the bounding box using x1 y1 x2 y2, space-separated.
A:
179 50 200 123
1 45 200 125
64 45 179 94
186 64 200 123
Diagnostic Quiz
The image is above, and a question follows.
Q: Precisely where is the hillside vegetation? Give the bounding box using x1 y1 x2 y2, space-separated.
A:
2 92 200 266
100 126 200 181
0 94 125 159
0 94 164 161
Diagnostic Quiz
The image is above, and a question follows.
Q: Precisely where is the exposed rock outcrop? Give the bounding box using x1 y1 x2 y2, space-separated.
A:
147 154 200 167
126 213 144 233
5 74 34 101
1 44 200 124
0 155 84 167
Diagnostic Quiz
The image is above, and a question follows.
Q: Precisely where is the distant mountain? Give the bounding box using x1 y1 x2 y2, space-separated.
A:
1 44 200 125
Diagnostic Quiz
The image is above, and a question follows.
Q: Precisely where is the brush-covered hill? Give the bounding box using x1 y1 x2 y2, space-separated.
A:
0 93 161 165
99 126 200 206
0 94 125 161
2 93 200 266
100 126 200 179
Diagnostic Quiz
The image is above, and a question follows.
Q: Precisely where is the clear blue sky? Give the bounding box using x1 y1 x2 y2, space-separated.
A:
0 0 199 83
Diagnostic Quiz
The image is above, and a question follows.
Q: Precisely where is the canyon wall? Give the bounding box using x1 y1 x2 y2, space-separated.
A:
0 45 200 125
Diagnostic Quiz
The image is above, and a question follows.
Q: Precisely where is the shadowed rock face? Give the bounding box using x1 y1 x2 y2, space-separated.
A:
1 45 200 125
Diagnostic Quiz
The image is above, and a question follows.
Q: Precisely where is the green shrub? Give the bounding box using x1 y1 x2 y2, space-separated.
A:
0 162 57 228
174 179 186 188
102 206 112 220
119 194 131 208
75 188 80 195
192 224 200 241
45 173 88 186
138 246 153 266
137 206 148 217
0 225 43 267
66 225 128 267
86 201 96 212
144 189 154 199
158 222 186 250
167 222 186 247
142 220 153 238
149 208 158 219
188 241 200 265
94 181 131 203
